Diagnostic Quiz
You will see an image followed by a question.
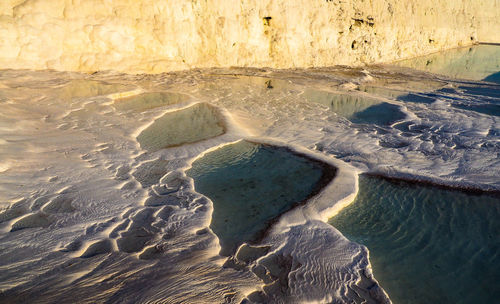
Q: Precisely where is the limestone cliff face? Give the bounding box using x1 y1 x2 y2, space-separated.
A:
475 0 500 43
0 0 498 73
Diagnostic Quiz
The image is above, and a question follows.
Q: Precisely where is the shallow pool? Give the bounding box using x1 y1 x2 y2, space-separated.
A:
114 92 188 112
304 90 406 125
329 175 500 304
187 141 335 256
136 102 225 151
395 45 500 84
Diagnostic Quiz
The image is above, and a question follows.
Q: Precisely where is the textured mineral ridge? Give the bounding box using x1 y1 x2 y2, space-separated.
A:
0 0 499 73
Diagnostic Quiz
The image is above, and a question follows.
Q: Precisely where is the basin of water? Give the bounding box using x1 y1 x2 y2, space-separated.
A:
114 92 189 112
304 90 406 125
395 45 500 84
136 103 225 151
329 175 500 304
187 140 336 256
57 79 133 100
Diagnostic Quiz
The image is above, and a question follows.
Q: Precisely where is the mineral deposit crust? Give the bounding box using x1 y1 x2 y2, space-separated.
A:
0 0 499 73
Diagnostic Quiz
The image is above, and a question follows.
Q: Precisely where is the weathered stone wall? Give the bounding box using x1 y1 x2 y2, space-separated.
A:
0 0 498 73
475 0 500 43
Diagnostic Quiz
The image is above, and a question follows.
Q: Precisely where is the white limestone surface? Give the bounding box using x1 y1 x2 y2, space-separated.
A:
1 63 499 303
0 0 499 73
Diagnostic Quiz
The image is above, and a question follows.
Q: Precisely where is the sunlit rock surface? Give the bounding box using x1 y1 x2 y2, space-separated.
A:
0 59 499 303
0 0 499 73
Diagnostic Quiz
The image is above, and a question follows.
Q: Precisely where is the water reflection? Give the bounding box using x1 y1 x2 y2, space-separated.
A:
187 141 335 256
136 103 225 151
57 79 132 100
304 90 406 125
114 92 189 112
329 175 500 304
395 45 500 83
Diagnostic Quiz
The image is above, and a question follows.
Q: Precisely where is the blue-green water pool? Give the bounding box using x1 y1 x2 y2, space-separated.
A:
395 45 500 84
329 175 500 304
187 141 335 256
304 90 406 125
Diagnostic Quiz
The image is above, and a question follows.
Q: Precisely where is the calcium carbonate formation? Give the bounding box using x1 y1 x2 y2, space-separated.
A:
0 0 499 73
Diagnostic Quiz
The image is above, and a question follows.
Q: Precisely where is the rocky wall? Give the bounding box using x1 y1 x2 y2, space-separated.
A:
0 0 498 73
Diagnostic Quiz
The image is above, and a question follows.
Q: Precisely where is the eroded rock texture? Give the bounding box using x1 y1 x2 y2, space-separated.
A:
0 0 499 73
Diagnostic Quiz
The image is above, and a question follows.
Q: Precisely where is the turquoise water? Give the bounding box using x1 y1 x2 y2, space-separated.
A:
349 102 406 125
484 71 500 83
114 92 188 112
395 45 500 84
187 141 334 256
303 90 406 125
329 175 500 304
395 45 500 116
136 103 225 151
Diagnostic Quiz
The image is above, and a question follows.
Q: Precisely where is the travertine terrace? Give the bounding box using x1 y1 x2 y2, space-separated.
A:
0 0 499 73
